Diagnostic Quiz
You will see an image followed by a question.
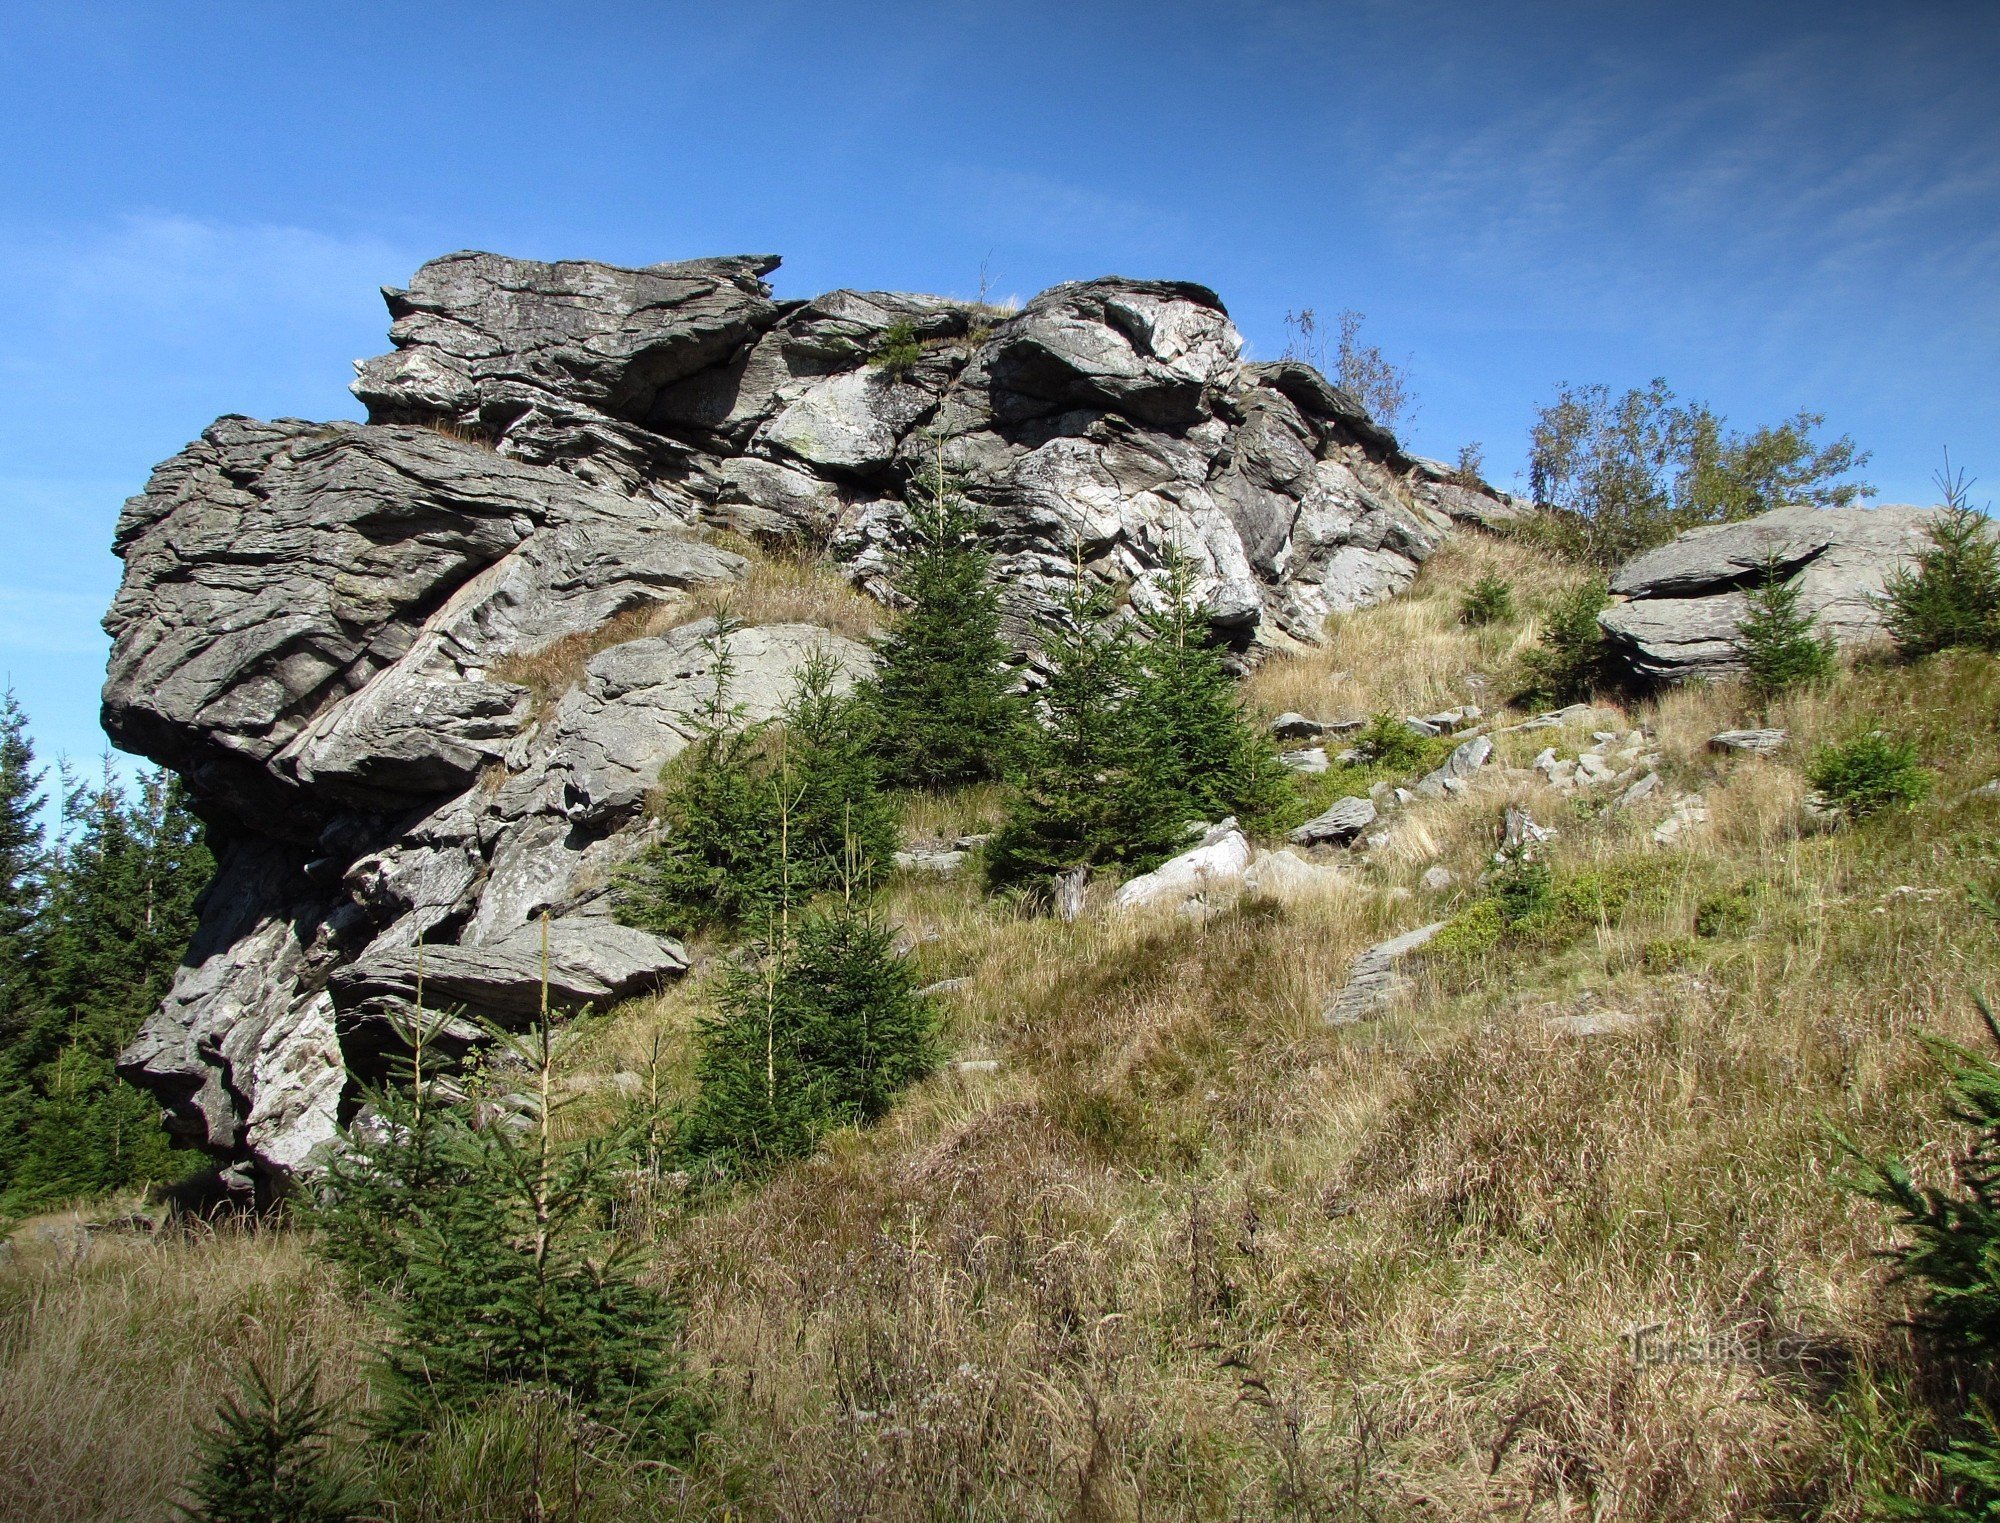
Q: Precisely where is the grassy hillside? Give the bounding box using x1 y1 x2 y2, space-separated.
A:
6 533 1997 1520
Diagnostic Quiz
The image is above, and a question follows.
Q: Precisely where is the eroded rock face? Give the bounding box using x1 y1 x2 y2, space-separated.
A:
107 250 1510 1181
1600 505 1942 682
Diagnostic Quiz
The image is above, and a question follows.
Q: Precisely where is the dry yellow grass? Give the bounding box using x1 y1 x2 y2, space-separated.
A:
7 533 1998 1519
489 539 885 715
1243 532 1591 722
0 1223 357 1523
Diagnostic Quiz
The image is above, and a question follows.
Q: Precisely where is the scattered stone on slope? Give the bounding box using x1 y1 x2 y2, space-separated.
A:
1242 849 1355 898
1289 796 1378 846
1599 504 1944 683
1281 747 1330 774
1710 728 1788 754
1419 865 1455 893
1270 712 1325 741
1112 820 1252 913
1652 793 1710 846
1502 806 1556 855
895 847 969 874
1324 921 1447 1025
1414 734 1492 798
1544 1010 1651 1038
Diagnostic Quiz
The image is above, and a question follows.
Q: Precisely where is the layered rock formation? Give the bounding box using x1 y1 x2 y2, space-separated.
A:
1600 504 1941 682
105 250 1506 1184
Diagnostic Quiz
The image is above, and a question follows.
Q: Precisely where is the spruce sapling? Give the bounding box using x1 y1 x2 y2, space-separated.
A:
1881 486 2000 659
781 647 898 898
1841 995 2000 1520
1734 558 1837 698
616 618 782 936
865 447 1024 789
178 1360 371 1523
1129 548 1293 834
986 565 1184 900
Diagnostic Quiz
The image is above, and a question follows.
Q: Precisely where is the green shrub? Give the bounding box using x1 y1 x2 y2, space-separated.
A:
1882 506 2000 659
179 1360 371 1523
1695 884 1763 939
863 459 1026 790
1806 732 1932 820
1735 563 1837 698
618 634 894 936
1842 996 2000 1520
1352 713 1440 773
1131 550 1295 833
1458 574 1516 627
1518 581 1611 707
986 577 1184 897
869 319 923 379
679 897 941 1181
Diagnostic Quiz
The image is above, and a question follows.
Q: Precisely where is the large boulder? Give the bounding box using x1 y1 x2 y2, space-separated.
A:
106 250 1517 1182
1599 504 1942 682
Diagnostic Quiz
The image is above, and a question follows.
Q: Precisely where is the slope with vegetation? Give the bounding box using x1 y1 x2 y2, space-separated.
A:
7 478 1998 1517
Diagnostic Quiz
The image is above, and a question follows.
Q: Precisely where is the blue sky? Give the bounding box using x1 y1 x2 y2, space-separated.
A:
2 0 1995 778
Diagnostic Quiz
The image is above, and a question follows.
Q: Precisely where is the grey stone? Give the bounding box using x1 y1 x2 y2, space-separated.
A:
1270 712 1325 741
1419 865 1455 893
1544 1010 1650 1038
1601 504 1945 683
1281 746 1330 774
1289 796 1378 845
1710 728 1788 755
1414 734 1493 797
895 848 969 874
1502 806 1555 853
1242 848 1354 897
1617 772 1663 807
332 917 688 1027
1325 922 1448 1025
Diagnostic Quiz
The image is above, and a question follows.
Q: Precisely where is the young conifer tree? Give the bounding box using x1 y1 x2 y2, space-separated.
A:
1130 549 1294 834
0 759 209 1212
315 921 702 1458
179 1360 371 1523
985 567 1184 899
866 447 1024 789
1843 996 2000 1520
780 647 899 899
1734 559 1837 698
679 819 940 1181
616 618 782 936
1882 506 2000 659
0 692 44 1047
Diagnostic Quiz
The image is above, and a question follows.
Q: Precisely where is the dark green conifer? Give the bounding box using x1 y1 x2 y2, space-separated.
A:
0 759 209 1213
1843 996 2000 1520
315 922 702 1457
1734 559 1837 698
679 891 940 1180
985 572 1184 899
1882 506 2000 659
616 621 782 936
179 1360 371 1523
0 691 44 1045
865 453 1024 789
780 648 899 898
1129 550 1294 834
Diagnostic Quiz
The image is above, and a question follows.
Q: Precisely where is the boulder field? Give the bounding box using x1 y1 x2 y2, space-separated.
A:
103 250 1513 1186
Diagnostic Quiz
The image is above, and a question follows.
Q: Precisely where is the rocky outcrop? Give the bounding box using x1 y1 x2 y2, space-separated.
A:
105 250 1511 1182
1599 505 1941 683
